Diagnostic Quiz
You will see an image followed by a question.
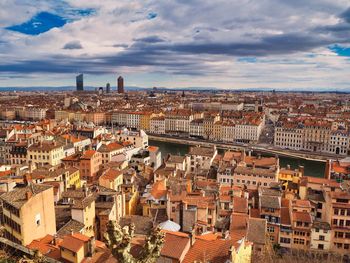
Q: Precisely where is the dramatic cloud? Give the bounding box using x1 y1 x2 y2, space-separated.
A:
63 40 83 49
0 0 350 90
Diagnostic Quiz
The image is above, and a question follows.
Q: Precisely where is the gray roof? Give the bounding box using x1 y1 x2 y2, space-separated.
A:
57 219 85 238
167 154 185 164
0 184 52 209
247 218 267 245
235 166 276 178
188 146 216 157
260 195 281 209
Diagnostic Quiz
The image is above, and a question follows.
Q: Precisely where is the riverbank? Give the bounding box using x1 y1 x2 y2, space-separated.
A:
149 138 327 178
148 134 337 162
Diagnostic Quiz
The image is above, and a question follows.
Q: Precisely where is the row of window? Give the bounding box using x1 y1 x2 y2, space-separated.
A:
332 218 350 227
334 208 350 216
3 214 21 234
334 231 350 239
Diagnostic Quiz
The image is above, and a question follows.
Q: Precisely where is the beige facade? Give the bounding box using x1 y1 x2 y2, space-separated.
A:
27 141 64 166
1 184 56 245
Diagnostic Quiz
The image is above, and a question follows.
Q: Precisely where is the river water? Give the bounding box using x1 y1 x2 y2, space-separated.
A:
149 140 326 178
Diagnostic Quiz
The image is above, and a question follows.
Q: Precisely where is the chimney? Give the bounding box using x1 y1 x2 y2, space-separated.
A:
70 229 74 235
189 228 195 247
23 174 31 186
287 164 290 170
25 191 32 200
88 236 96 256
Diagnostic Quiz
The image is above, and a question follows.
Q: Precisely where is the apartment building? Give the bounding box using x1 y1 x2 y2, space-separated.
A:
167 190 217 234
79 150 102 181
150 116 166 134
186 146 217 173
97 142 124 164
165 109 194 135
274 118 350 155
274 122 304 150
310 221 331 251
1 184 56 245
189 119 204 138
325 191 350 254
111 111 128 127
126 112 142 130
24 107 47 121
116 129 148 149
98 168 123 191
233 166 279 188
27 141 65 167
259 189 282 244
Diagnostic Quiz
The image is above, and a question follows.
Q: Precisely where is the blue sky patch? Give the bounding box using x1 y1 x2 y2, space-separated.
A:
6 12 67 35
329 44 350 57
147 12 158 20
238 57 257 63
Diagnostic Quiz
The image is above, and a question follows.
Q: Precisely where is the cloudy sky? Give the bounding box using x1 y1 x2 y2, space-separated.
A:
0 0 350 90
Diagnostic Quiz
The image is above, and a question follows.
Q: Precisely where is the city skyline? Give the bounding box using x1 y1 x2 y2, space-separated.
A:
0 1 350 90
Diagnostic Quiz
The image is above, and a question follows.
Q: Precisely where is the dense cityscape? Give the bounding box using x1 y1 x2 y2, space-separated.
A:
0 74 348 262
1 0 350 262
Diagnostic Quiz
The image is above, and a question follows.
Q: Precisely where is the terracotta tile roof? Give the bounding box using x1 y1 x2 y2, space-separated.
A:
250 208 260 218
61 134 86 143
303 176 340 188
150 180 167 199
147 146 159 152
292 211 312 223
81 150 97 159
229 213 248 237
59 235 85 253
233 197 248 214
182 236 237 263
281 198 290 208
100 168 122 181
161 230 190 260
98 142 124 152
281 207 291 225
245 156 277 168
27 234 58 255
222 151 241 162
71 233 90 242
292 199 311 208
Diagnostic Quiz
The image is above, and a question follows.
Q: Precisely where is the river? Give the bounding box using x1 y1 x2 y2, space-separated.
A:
149 139 326 178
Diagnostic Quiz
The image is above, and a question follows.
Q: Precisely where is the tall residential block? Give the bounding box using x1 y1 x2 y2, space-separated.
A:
117 76 124 93
76 73 84 91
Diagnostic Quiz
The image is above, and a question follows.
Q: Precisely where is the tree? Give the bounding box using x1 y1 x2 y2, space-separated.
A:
104 220 165 263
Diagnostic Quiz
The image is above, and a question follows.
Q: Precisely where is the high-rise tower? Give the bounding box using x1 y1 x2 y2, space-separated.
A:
76 74 84 91
117 76 124 93
106 83 111 93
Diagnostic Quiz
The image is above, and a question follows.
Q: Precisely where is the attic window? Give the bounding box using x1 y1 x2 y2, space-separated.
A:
35 214 41 226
